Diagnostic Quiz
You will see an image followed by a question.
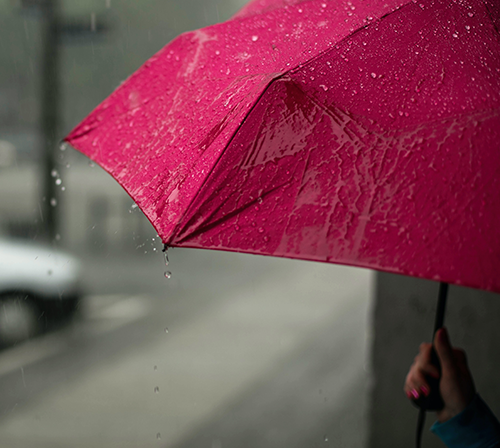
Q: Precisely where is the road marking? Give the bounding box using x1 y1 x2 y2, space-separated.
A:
0 294 151 377
84 295 151 334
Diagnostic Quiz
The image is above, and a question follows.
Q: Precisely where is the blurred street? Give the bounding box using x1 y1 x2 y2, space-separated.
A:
0 248 372 448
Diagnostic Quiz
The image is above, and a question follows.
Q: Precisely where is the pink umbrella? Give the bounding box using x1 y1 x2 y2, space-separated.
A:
66 0 500 294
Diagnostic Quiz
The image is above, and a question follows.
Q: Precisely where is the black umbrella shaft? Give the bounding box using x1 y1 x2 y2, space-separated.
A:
433 282 448 336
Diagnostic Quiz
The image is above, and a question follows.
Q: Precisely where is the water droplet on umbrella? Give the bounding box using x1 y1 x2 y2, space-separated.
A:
467 12 474 17
371 72 377 78
465 25 471 31
251 35 259 42
154 386 160 394
452 32 458 38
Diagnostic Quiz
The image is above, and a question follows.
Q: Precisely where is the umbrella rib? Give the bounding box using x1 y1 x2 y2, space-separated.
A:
167 73 290 244
173 180 292 245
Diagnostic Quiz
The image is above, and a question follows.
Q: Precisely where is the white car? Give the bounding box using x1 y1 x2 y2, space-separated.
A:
0 238 82 346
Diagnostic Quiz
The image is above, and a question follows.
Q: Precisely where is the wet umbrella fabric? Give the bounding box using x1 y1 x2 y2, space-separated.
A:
66 0 500 293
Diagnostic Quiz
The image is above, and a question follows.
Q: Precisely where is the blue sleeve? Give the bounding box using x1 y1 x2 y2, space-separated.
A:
431 395 500 448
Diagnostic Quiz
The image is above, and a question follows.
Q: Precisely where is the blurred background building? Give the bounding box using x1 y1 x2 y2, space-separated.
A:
0 0 247 251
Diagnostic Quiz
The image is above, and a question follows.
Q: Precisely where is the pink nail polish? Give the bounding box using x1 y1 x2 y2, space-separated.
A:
421 386 430 396
411 389 420 399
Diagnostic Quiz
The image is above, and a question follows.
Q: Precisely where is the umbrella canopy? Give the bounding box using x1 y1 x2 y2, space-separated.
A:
66 0 500 293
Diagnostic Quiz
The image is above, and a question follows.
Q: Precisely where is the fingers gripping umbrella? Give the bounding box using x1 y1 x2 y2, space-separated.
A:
66 0 500 294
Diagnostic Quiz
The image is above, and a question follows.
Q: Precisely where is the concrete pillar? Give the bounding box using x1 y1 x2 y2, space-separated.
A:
369 271 500 448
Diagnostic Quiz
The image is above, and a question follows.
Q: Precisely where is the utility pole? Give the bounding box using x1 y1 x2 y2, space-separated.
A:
40 0 60 243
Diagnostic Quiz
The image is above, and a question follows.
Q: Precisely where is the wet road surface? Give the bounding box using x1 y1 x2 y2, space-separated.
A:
0 248 372 448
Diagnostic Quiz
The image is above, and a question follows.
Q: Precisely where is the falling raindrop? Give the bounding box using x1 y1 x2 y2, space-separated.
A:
106 0 111 8
164 327 169 334
324 435 329 442
156 433 161 440
50 198 57 207
164 271 172 279
55 234 61 241
163 249 169 266
129 203 138 213
55 178 62 186
154 365 158 371
154 386 160 394
61 186 66 191
47 269 53 276
59 142 68 151
89 161 95 168
51 169 58 178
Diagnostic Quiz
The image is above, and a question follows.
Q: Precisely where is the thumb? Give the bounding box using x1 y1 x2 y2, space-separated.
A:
434 328 455 373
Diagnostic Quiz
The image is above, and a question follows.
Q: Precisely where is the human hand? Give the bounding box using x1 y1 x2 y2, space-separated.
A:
404 327 476 423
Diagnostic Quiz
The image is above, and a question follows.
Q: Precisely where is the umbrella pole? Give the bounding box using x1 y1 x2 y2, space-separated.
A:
432 282 448 336
414 282 449 448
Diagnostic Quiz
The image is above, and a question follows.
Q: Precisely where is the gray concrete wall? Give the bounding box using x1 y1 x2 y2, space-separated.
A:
369 272 500 448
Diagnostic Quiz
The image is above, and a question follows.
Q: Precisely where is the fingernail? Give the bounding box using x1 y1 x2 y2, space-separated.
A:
411 389 420 399
421 385 430 396
406 390 413 399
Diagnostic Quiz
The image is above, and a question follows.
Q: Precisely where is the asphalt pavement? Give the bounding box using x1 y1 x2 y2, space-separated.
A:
0 248 373 448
